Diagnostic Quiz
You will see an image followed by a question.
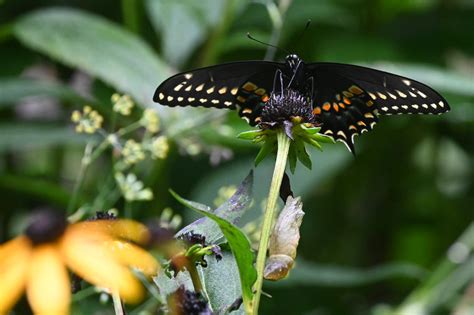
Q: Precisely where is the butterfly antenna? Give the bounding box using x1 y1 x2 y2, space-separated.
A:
296 19 311 44
247 32 290 55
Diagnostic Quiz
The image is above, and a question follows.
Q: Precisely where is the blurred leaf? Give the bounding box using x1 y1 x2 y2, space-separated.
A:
174 171 253 244
0 123 92 152
146 0 225 67
0 78 89 107
14 8 170 108
177 193 256 314
0 174 73 208
273 259 427 287
202 250 245 314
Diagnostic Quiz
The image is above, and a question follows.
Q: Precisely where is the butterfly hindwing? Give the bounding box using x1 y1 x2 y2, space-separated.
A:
154 61 284 124
309 69 378 153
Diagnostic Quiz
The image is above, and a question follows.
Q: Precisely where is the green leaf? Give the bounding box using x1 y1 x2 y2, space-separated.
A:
272 260 427 288
0 174 75 208
288 141 297 174
146 0 225 67
255 138 275 166
237 129 263 140
295 140 312 170
173 191 256 314
0 123 92 152
0 78 89 107
202 250 245 314
174 171 253 244
14 8 170 108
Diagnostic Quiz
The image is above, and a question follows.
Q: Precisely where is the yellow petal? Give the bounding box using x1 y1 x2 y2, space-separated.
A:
61 233 144 304
26 244 70 315
103 240 160 277
69 220 150 244
0 237 31 313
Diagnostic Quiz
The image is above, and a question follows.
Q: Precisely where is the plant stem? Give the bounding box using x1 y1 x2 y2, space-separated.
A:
67 143 93 214
187 262 204 293
253 131 291 314
124 201 132 218
112 291 125 315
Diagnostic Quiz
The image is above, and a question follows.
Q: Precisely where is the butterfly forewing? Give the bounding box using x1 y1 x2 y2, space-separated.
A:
154 61 284 124
310 63 450 116
154 57 450 154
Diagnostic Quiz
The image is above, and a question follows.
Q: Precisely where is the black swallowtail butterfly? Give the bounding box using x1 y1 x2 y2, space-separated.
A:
154 54 450 153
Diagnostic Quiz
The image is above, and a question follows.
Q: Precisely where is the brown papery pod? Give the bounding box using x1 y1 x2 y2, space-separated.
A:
264 196 305 281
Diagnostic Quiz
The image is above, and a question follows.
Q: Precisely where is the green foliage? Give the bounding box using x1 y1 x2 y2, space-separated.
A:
170 174 257 314
14 8 170 108
0 0 473 314
0 78 89 106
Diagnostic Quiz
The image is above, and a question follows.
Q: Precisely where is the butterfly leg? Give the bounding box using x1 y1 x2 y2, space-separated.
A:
272 69 285 97
307 76 315 108
287 59 303 89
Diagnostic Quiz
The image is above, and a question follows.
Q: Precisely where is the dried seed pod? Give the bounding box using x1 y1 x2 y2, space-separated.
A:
264 196 304 281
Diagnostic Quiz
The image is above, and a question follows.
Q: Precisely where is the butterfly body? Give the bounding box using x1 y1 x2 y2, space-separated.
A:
154 55 450 153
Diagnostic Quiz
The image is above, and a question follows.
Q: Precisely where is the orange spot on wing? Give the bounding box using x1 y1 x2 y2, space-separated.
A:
357 120 367 127
349 85 364 95
262 95 269 102
333 103 339 112
322 102 331 111
313 107 322 115
339 102 345 109
343 97 351 105
242 82 257 92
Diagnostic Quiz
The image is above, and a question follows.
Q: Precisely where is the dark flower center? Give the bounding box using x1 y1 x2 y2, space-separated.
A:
169 286 212 315
88 211 117 221
25 209 67 245
260 89 315 127
179 231 207 247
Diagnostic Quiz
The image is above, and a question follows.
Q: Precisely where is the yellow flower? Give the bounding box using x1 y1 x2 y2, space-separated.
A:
150 136 169 160
71 105 103 134
0 210 159 314
140 108 160 133
112 93 134 116
122 139 145 165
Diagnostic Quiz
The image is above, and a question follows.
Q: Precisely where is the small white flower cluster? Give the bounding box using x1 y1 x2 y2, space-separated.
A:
115 172 153 201
71 94 172 207
71 106 103 134
112 93 134 116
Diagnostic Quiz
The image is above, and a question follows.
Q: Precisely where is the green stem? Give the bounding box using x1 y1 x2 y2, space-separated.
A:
67 144 92 214
187 262 204 293
124 201 132 219
253 131 291 314
117 121 142 137
112 291 125 315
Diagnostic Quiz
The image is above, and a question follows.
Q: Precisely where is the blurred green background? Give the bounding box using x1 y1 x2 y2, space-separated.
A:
0 0 473 314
